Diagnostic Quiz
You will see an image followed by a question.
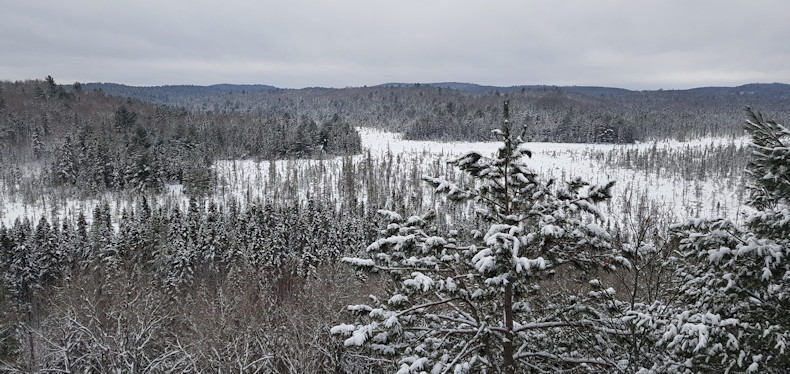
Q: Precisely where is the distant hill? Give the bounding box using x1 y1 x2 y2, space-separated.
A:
82 81 790 106
376 82 635 96
685 83 790 98
81 83 279 105
69 80 790 144
377 82 790 98
377 82 508 93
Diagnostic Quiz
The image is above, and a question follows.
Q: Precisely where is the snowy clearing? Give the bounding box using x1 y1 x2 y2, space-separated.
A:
1 128 749 227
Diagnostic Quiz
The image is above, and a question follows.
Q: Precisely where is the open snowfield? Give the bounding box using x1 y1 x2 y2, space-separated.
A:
0 128 749 228
356 128 750 222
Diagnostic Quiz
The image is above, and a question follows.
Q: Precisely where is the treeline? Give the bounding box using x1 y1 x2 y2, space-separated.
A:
86 82 790 143
0 77 362 195
585 139 751 181
81 82 278 105
134 85 644 143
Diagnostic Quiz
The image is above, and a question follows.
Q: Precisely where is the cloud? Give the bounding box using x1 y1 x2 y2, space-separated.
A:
1 0 789 89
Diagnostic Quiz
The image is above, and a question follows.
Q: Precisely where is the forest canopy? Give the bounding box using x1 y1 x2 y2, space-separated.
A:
0 76 789 372
0 78 362 195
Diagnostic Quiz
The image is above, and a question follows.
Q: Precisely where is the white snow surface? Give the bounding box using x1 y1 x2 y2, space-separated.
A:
358 127 750 222
1 127 749 228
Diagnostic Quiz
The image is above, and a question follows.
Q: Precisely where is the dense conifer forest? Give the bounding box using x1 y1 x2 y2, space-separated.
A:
0 77 788 372
86 81 790 143
0 78 361 196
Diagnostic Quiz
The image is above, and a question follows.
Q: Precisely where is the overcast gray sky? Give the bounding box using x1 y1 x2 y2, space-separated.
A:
2 0 789 89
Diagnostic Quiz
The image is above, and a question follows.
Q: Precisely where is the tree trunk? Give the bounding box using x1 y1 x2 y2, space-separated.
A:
503 283 515 374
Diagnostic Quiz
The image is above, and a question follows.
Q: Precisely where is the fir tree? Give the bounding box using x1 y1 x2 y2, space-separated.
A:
53 137 76 186
197 201 222 277
32 217 61 288
656 108 790 372
31 127 43 159
334 101 625 373
113 106 138 130
163 206 194 290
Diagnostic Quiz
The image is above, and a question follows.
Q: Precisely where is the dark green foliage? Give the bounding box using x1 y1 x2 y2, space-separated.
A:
744 107 790 214
657 108 790 372
321 114 362 155
113 105 138 129
43 75 70 100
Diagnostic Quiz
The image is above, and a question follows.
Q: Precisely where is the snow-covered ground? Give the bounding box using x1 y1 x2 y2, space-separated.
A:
357 128 750 223
0 128 749 227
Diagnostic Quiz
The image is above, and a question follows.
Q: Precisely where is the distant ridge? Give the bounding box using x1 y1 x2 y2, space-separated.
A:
81 82 278 104
83 82 278 92
377 82 634 95
79 81 790 106
686 83 790 98
376 82 790 97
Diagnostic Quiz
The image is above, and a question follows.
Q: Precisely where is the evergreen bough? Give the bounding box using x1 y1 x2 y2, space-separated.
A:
334 101 627 373
655 108 790 373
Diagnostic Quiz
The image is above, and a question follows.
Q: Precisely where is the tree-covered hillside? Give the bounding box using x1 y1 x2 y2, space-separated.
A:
81 83 278 105
0 90 786 371
0 77 361 195
85 81 790 143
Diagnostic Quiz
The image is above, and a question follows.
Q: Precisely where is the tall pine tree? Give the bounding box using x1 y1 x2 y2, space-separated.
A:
333 101 625 373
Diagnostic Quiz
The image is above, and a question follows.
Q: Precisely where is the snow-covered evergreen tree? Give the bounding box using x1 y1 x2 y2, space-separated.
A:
91 201 121 271
163 206 195 290
5 219 35 305
31 217 61 288
196 200 222 277
53 137 76 186
654 108 790 372
333 101 627 373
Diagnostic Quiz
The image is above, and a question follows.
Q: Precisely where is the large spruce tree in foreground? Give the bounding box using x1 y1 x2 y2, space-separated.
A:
653 108 790 373
333 101 628 373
